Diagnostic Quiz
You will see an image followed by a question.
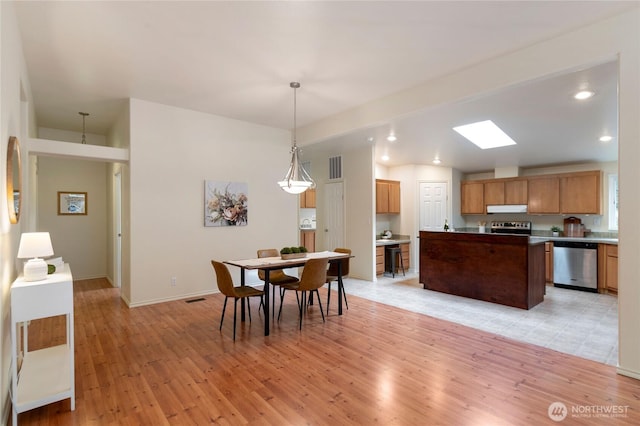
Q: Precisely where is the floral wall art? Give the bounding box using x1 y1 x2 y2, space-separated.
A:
204 181 248 227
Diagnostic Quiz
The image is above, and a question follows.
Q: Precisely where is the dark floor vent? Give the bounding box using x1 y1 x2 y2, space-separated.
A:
186 297 206 303
329 155 342 179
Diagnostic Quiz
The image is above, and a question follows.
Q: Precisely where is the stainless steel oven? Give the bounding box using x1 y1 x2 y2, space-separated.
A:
490 221 532 235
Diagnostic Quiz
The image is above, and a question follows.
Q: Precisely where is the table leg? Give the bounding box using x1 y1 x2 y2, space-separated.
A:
264 270 270 336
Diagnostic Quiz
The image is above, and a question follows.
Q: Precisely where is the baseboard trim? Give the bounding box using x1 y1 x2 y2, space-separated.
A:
127 289 218 308
616 366 640 380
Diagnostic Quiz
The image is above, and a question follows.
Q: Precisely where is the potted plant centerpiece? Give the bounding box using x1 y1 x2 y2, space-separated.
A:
551 226 562 237
280 246 308 260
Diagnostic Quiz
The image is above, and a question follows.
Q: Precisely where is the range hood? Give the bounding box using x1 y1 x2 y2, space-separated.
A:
486 204 528 214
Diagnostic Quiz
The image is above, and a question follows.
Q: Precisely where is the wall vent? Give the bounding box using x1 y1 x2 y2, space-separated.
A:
329 156 342 179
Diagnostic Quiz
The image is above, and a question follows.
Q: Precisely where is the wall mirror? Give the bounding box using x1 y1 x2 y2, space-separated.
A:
6 136 22 224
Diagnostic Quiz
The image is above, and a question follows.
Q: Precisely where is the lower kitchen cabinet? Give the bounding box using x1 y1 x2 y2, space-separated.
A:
597 244 618 293
400 243 410 270
300 230 315 252
605 245 618 293
545 242 553 284
376 246 385 275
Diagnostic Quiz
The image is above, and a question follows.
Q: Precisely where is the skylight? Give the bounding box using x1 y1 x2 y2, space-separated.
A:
453 120 516 150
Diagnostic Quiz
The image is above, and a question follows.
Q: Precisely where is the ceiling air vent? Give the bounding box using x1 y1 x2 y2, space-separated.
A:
329 156 342 180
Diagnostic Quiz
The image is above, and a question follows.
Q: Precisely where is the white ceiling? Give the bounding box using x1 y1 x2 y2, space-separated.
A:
13 1 631 173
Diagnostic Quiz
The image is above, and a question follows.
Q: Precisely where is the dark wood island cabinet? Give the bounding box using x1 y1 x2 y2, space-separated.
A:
419 231 545 309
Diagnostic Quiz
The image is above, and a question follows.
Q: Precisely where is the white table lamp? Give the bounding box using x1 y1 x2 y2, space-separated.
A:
17 232 54 281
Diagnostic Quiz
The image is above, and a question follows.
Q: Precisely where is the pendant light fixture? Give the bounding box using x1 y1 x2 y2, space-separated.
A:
278 82 315 194
79 112 89 144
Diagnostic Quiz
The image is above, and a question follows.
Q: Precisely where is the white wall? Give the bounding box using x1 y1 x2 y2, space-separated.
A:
128 99 299 306
342 145 375 280
106 103 130 297
306 142 375 281
36 156 108 279
35 128 109 280
0 2 36 421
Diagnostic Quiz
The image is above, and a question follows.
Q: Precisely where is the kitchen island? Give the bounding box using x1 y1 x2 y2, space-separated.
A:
419 231 545 309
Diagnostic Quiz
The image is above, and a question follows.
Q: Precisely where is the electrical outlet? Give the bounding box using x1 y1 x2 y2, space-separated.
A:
593 217 601 226
171 276 177 287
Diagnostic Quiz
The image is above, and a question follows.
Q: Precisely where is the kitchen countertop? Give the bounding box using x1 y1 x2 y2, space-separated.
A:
529 236 618 245
376 234 411 246
422 230 618 245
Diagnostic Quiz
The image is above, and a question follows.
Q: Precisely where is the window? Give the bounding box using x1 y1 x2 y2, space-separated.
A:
608 174 618 231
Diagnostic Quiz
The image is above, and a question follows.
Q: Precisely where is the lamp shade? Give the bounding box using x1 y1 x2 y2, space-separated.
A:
17 232 54 258
18 232 54 282
278 145 315 194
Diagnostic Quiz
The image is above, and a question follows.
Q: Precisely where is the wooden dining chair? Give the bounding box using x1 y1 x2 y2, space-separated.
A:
211 260 264 340
257 249 298 320
326 248 351 312
278 257 329 330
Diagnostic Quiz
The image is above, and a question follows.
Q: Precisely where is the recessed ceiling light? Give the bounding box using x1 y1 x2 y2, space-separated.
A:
574 90 595 100
432 158 441 165
381 154 389 161
387 134 397 142
452 120 516 150
367 137 374 142
599 135 613 142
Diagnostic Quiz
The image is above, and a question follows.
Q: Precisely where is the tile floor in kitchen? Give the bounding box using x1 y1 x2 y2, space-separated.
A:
341 271 619 366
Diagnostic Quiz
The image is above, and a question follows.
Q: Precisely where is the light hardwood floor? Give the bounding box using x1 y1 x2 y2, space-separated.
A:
14 278 640 425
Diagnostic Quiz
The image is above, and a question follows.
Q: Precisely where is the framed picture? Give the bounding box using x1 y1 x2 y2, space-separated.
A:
58 191 87 215
204 181 248 227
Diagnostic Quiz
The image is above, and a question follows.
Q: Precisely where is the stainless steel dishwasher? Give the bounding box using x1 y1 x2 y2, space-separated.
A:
553 241 598 292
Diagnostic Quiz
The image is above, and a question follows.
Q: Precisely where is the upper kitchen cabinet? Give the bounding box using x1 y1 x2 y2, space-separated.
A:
505 180 528 205
560 171 601 214
461 181 484 214
483 179 528 207
376 179 401 214
528 176 560 214
299 188 316 208
461 170 600 215
483 181 505 206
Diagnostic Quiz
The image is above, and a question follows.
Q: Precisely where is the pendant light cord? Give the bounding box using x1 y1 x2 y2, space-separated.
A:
290 82 300 149
79 112 89 144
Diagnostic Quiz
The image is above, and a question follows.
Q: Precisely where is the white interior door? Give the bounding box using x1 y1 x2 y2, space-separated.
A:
419 182 447 231
114 172 122 288
324 182 344 250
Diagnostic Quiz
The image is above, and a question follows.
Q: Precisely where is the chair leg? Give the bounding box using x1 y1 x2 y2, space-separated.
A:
232 298 238 341
278 289 287 321
247 297 252 322
314 289 325 322
299 291 305 330
272 287 277 322
220 297 229 331
327 282 332 311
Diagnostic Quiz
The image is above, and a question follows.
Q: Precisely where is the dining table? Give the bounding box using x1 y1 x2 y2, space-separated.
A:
224 250 353 336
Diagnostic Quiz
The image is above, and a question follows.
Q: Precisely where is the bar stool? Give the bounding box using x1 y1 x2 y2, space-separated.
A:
386 246 405 278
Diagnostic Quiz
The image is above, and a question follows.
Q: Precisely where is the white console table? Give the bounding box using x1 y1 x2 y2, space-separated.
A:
11 264 75 425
